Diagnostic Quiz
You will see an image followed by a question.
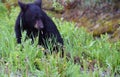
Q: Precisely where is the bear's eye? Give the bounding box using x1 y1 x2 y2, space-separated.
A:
34 15 42 20
32 16 38 20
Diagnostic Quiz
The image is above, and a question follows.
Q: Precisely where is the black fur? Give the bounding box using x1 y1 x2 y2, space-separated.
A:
15 0 64 53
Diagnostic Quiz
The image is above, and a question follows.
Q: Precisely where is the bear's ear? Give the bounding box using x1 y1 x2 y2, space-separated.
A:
34 0 42 8
18 1 28 11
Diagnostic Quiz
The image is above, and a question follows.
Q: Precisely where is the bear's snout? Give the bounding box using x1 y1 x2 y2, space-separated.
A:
34 19 44 30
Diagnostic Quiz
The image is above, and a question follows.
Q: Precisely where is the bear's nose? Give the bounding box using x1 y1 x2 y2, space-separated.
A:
34 19 44 30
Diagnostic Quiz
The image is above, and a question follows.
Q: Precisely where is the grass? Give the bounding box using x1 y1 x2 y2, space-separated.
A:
0 3 120 77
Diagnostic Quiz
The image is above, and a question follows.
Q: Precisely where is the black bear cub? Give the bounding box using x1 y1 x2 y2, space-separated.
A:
15 0 64 55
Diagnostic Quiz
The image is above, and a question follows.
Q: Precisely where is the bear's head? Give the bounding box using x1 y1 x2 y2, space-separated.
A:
18 0 44 30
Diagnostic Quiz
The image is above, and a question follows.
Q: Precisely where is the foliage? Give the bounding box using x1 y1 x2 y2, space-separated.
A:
0 3 120 77
52 0 63 10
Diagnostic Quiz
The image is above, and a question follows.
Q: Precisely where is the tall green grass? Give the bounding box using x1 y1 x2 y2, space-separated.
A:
0 3 120 77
